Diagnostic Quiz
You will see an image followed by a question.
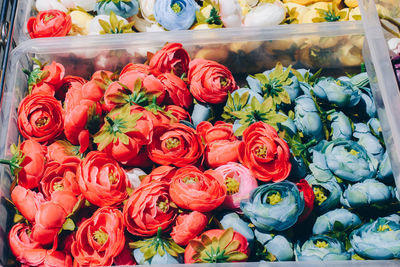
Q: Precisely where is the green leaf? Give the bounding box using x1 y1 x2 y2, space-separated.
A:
62 218 76 231
13 213 24 224
333 221 345 232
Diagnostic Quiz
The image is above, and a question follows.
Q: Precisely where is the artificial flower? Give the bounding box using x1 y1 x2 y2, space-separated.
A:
171 211 208 246
149 43 191 77
96 0 139 18
158 73 192 109
11 186 45 223
295 236 350 261
254 229 294 261
313 209 362 235
154 0 199 30
141 165 177 185
27 10 72 38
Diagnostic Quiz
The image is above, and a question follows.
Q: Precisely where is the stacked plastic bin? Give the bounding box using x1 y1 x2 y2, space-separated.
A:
1 0 400 266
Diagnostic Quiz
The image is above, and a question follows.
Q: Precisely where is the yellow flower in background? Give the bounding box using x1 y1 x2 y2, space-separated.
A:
69 10 93 35
284 2 309 24
349 7 361 21
344 0 358 8
297 2 329 23
283 0 332 6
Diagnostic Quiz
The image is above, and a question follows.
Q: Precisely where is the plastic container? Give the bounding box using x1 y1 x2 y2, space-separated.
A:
2 1 400 266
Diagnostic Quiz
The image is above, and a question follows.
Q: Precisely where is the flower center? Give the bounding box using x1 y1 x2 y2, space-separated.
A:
313 186 328 206
93 229 108 245
35 117 49 127
255 146 267 158
53 182 64 191
182 176 198 184
44 15 54 22
267 191 282 205
315 240 329 248
109 171 117 184
224 177 240 195
220 78 228 87
349 149 359 156
165 137 181 149
378 224 392 232
157 199 169 213
171 3 182 13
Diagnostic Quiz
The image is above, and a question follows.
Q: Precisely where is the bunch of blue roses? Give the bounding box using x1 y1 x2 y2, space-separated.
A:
191 63 400 261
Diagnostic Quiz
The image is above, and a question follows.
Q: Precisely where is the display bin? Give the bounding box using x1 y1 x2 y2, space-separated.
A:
1 0 400 265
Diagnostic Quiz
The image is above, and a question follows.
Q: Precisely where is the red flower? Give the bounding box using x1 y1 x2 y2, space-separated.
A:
296 179 315 223
158 73 192 109
56 75 87 101
197 121 236 144
40 157 81 199
205 140 241 168
77 151 128 207
169 166 226 212
11 185 45 222
147 123 204 167
188 59 238 104
46 140 80 164
238 121 291 182
30 61 65 96
120 63 150 76
123 181 177 236
27 10 72 38
41 61 65 87
18 94 64 143
94 105 154 166
71 207 125 266
141 165 177 185
149 43 190 77
171 211 208 246
165 105 190 121
184 228 249 263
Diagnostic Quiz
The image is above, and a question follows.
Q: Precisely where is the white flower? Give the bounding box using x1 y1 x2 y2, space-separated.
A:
125 168 147 189
132 15 165 32
244 1 286 27
217 0 242 28
35 0 68 12
60 0 97 11
88 14 128 35
139 0 156 22
388 38 400 56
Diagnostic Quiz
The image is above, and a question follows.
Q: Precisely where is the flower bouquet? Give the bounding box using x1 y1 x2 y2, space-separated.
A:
26 0 362 38
3 42 400 266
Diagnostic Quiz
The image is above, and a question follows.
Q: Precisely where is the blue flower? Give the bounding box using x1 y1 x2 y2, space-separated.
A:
377 152 394 184
220 213 255 244
305 175 342 213
278 112 297 136
368 118 382 136
254 230 294 261
191 102 212 127
240 182 304 232
314 77 361 107
232 87 264 104
289 156 307 179
350 215 400 259
96 0 139 18
353 123 384 161
341 179 396 208
312 209 362 235
357 87 377 118
154 0 199 30
329 111 352 140
295 235 350 261
294 95 324 141
246 75 263 95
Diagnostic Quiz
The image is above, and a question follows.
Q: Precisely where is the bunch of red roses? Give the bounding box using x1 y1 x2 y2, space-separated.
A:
6 43 314 266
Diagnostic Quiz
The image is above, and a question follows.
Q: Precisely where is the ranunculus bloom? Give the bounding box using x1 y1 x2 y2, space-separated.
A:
165 105 190 122
120 63 150 76
18 94 64 143
123 181 177 236
141 165 177 185
205 140 241 168
56 75 87 101
18 139 47 189
46 140 80 164
30 61 65 96
215 162 258 210
77 151 128 207
188 58 238 104
147 123 204 167
71 207 125 266
171 211 208 246
169 166 226 212
11 186 45 222
197 121 236 144
27 10 72 38
40 157 81 199
238 121 291 182
32 190 78 245
296 179 315 223
149 43 191 77
158 73 192 109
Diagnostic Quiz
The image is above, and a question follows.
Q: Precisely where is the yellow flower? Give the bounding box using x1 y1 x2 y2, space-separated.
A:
283 0 332 6
345 0 358 8
69 10 93 36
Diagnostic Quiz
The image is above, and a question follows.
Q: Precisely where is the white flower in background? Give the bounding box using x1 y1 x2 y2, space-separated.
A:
216 0 242 28
125 168 147 189
60 0 97 11
388 38 400 56
139 0 156 22
244 1 286 27
132 15 165 32
88 14 128 35
35 0 68 12
69 11 93 36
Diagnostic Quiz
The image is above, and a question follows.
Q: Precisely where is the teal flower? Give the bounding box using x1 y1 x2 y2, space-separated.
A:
329 111 353 140
357 87 377 118
295 236 350 261
313 209 362 235
314 77 361 107
191 102 212 127
305 175 342 213
377 152 394 184
254 230 294 261
294 95 324 141
240 182 304 232
350 215 400 259
220 213 254 244
353 123 384 161
341 179 396 208
96 0 139 18
154 0 199 30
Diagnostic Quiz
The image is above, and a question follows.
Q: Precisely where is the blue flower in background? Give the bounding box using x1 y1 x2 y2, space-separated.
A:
295 235 350 261
312 209 362 235
305 175 342 213
154 0 199 30
220 212 255 244
134 248 180 265
96 0 139 18
254 229 294 261
329 111 353 140
350 215 400 260
341 179 396 208
353 123 384 161
240 182 304 232
377 152 394 184
314 77 361 107
278 112 297 136
358 87 377 118
368 118 382 136
294 95 324 141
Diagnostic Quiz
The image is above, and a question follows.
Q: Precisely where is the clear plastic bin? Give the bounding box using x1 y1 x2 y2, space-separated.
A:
1 0 400 266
